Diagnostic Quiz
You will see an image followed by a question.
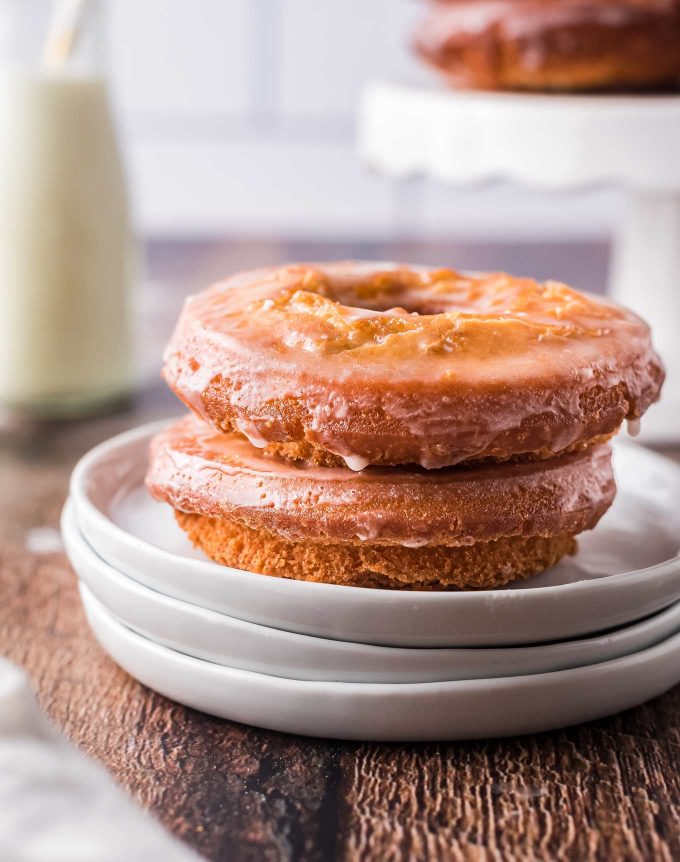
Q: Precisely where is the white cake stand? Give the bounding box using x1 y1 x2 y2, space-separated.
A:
359 81 680 443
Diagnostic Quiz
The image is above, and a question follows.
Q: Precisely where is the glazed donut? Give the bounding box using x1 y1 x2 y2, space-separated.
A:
163 262 663 470
413 0 680 91
146 414 615 590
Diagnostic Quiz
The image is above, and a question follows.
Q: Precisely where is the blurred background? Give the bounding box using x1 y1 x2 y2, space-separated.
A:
111 0 619 244
2 0 669 427
104 0 621 385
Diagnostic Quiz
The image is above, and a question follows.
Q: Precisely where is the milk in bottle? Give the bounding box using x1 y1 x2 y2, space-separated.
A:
0 0 135 416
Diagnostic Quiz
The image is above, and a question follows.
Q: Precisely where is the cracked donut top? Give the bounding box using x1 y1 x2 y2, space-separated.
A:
162 262 664 469
237 266 625 360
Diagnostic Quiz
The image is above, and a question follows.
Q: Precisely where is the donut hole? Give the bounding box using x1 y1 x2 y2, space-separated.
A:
362 297 449 317
342 296 449 318
323 269 455 318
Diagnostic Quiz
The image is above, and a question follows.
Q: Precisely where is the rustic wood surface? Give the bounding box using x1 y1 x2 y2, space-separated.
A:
0 240 678 862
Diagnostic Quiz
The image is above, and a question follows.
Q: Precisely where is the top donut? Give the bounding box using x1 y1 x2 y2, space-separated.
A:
163 262 664 470
414 0 680 91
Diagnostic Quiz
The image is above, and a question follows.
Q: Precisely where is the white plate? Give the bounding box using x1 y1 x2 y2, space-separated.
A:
80 584 680 741
70 421 680 648
63 501 680 683
360 84 680 447
359 83 680 189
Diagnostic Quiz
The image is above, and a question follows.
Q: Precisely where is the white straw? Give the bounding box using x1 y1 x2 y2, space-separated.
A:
42 0 90 72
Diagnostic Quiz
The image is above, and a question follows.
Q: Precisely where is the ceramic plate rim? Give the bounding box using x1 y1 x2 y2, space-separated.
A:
80 581 680 693
70 419 680 603
370 81 680 113
62 501 680 674
79 584 680 738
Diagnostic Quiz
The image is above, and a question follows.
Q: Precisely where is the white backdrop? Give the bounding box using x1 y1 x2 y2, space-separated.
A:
108 0 621 240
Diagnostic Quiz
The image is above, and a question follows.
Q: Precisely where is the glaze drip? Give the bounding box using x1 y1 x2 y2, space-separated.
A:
162 261 664 468
146 413 617 547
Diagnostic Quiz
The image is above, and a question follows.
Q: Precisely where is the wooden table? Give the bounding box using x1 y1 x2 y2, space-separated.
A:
1 241 678 861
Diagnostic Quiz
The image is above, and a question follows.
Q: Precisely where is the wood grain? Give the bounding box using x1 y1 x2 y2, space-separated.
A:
342 729 680 861
0 491 344 862
0 240 678 862
1 406 678 862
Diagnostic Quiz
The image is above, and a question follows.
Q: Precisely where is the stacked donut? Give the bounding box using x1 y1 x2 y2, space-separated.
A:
414 0 680 91
146 262 664 590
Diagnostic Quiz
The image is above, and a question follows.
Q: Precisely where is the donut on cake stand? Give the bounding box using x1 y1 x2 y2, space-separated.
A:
359 84 680 442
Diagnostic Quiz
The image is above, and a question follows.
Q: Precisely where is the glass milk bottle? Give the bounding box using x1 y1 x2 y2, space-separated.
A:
0 0 135 417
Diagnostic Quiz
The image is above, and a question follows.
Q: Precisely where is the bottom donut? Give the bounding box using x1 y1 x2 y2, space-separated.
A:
174 510 577 590
146 414 616 591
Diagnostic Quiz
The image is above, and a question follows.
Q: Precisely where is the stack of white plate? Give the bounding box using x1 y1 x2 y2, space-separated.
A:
63 422 680 741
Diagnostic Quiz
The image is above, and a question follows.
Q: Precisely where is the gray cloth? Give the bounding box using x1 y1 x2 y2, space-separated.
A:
0 656 199 862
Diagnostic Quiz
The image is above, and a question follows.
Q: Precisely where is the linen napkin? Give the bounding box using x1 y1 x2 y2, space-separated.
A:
0 656 199 862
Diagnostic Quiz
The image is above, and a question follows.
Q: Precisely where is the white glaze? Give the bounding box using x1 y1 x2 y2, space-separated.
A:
628 418 641 437
162 262 663 469
343 454 371 472
146 414 616 547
